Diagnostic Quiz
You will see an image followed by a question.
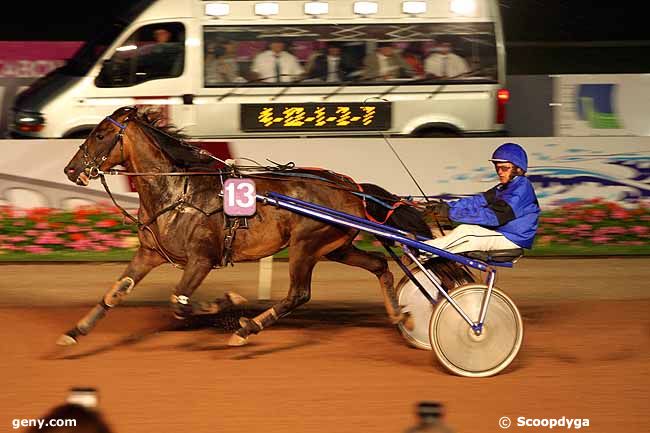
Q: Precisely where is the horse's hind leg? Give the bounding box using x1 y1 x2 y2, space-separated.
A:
327 244 413 330
227 241 322 347
56 247 166 346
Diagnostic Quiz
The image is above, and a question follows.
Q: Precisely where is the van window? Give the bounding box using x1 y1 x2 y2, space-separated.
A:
96 22 185 87
203 23 497 87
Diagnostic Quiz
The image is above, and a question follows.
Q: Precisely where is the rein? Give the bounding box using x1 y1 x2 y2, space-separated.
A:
99 173 224 269
101 168 231 176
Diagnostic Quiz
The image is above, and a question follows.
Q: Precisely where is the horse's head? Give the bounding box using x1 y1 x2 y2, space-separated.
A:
64 106 137 186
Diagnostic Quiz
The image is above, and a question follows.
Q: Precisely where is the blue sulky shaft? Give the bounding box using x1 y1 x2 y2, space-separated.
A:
266 192 430 241
258 192 489 272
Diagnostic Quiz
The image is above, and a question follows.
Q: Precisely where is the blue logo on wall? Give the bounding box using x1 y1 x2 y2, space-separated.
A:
576 84 622 129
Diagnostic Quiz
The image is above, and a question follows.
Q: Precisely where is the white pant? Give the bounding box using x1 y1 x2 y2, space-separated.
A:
423 224 520 255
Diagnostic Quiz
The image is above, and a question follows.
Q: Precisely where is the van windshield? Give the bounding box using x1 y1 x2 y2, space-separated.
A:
203 23 498 87
62 23 127 76
59 0 154 76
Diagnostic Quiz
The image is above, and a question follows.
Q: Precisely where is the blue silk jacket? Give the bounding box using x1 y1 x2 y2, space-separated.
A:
448 175 540 249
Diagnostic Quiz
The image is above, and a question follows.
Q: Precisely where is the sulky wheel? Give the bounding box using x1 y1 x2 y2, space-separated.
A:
396 261 476 350
429 284 523 377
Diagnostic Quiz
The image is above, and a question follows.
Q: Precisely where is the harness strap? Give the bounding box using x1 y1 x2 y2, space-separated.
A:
222 217 241 267
351 192 395 210
356 183 408 225
99 174 224 269
106 117 127 130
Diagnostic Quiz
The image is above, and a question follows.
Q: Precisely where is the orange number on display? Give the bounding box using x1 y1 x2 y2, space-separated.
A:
361 106 376 126
258 107 275 127
283 107 306 127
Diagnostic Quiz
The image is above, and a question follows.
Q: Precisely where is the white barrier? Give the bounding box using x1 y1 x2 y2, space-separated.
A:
228 136 650 206
0 139 135 208
2 136 649 208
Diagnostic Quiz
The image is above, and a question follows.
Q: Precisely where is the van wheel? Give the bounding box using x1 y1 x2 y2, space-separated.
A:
414 129 461 138
64 130 93 139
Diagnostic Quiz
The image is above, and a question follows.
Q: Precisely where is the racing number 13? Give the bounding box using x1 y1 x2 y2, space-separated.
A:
223 178 257 216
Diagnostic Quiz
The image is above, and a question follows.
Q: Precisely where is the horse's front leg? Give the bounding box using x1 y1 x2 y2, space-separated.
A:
169 258 246 320
56 247 166 346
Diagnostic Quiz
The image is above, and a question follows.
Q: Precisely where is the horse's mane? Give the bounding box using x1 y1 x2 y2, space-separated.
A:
132 108 216 169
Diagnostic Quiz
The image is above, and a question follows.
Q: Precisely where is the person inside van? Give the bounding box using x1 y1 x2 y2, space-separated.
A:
362 42 414 81
139 26 184 78
424 37 470 79
250 39 304 83
153 28 172 43
306 42 355 82
402 41 425 79
205 40 245 83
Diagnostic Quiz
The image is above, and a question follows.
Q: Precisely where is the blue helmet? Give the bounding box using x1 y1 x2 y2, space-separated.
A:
489 142 528 172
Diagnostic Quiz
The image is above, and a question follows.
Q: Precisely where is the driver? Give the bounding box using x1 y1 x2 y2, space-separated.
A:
423 142 540 255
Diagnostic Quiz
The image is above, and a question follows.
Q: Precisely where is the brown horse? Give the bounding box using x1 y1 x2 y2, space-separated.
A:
60 106 461 347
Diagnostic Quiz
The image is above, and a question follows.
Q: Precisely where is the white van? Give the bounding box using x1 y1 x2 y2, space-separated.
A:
11 0 508 139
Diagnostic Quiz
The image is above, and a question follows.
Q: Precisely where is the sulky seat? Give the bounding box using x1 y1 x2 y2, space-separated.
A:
462 249 524 264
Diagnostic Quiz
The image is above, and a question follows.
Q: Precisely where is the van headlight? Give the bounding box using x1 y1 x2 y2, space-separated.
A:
12 110 46 132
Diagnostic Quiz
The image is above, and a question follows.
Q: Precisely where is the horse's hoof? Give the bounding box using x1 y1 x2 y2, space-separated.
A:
400 254 413 266
391 313 414 331
226 291 248 306
402 313 415 332
227 333 249 347
56 334 78 346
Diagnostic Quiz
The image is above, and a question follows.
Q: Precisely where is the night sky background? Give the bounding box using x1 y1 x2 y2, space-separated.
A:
0 0 648 74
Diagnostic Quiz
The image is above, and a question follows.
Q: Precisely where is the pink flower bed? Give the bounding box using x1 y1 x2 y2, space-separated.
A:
2 199 648 255
536 199 650 247
0 204 138 255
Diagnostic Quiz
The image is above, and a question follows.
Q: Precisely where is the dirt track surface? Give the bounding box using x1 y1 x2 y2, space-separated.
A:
1 258 649 433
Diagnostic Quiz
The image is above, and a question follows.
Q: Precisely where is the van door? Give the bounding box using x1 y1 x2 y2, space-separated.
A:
78 21 193 130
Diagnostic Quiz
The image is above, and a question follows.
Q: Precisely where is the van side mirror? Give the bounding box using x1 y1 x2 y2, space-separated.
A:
95 59 113 87
95 57 132 87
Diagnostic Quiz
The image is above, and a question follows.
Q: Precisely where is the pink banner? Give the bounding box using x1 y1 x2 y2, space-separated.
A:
0 41 83 60
0 60 65 78
0 41 83 77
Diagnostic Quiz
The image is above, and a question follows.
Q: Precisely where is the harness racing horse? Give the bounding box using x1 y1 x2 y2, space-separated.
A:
60 106 468 347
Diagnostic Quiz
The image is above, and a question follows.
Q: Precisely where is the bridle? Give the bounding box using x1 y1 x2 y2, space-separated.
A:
80 114 131 179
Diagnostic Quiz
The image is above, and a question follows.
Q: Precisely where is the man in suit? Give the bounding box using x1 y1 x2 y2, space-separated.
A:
250 39 304 83
362 42 414 81
306 42 354 82
424 37 470 79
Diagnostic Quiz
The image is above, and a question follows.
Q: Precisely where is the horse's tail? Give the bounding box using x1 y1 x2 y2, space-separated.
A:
358 183 432 239
357 184 476 289
425 258 477 290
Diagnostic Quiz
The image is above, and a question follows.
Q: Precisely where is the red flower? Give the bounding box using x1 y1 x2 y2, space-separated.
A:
96 219 119 228
69 233 86 241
